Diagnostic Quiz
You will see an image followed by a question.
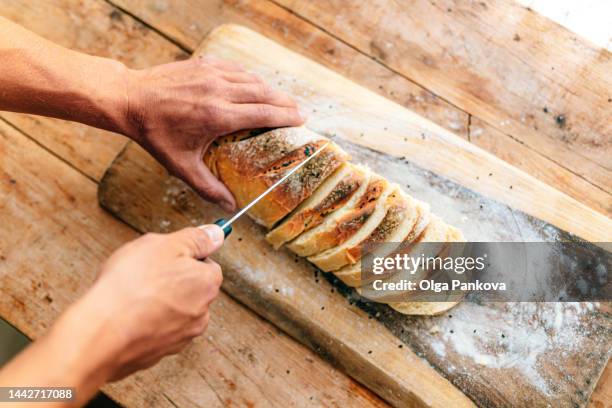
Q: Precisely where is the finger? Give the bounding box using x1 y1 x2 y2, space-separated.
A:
221 71 264 84
178 160 237 212
171 226 224 259
228 83 298 108
230 104 305 130
186 311 210 338
201 258 223 296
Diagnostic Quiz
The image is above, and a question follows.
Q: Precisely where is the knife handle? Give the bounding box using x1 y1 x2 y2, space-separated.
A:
214 218 232 238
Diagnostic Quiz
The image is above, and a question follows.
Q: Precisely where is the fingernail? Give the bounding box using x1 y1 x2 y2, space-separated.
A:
202 225 224 246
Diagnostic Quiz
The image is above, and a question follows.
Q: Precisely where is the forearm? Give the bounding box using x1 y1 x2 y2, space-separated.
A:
0 16 130 135
0 293 121 408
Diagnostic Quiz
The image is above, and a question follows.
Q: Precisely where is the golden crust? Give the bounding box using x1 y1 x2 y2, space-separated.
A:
210 127 349 228
387 219 467 315
203 126 465 315
310 185 402 272
388 301 461 315
204 128 270 176
334 199 430 288
265 163 366 249
287 175 388 257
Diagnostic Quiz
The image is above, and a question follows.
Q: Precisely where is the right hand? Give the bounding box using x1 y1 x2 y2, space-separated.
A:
81 225 224 380
123 56 305 212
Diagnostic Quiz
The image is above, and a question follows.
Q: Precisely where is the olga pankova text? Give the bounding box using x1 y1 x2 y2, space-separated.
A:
370 279 507 292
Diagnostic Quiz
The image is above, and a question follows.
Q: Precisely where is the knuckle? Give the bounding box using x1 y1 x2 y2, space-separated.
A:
188 312 210 337
200 78 221 93
187 323 206 338
187 306 202 320
256 104 274 119
251 73 264 83
203 104 231 131
207 261 223 287
183 228 210 253
256 83 272 98
201 103 223 120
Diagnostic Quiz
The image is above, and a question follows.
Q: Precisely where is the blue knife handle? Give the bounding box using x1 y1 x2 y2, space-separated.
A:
214 218 232 238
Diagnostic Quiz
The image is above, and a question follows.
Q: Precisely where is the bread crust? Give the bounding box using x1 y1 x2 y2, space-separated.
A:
309 185 402 271
265 163 366 249
388 301 461 315
204 128 271 175
211 127 349 227
203 126 466 315
387 219 467 315
334 199 431 287
287 175 388 257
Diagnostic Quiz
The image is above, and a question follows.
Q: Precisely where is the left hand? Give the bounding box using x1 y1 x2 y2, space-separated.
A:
123 56 305 212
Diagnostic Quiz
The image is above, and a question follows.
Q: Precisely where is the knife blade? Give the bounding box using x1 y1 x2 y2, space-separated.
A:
201 142 330 238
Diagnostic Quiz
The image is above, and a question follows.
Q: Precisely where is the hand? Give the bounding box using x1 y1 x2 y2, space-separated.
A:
0 225 225 405
82 225 225 380
124 57 305 212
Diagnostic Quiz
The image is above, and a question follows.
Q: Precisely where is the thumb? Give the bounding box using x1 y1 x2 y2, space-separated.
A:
182 161 237 213
172 226 224 259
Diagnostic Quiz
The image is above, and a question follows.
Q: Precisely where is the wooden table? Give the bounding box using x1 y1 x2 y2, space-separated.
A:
0 1 609 406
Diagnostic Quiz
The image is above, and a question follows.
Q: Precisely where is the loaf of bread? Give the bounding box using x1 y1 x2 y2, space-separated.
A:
208 127 349 228
205 126 465 315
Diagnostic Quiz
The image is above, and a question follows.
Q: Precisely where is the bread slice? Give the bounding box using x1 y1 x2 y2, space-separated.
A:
334 198 431 287
388 220 468 315
265 163 366 249
356 216 450 301
286 171 389 257
308 183 398 271
388 302 459 315
210 127 349 228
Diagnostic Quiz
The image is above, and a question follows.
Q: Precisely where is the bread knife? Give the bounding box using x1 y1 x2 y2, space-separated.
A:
201 142 330 238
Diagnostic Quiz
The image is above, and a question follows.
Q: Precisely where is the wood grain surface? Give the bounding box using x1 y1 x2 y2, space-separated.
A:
0 118 388 407
98 25 611 407
273 0 612 200
0 0 185 180
0 0 610 406
111 0 612 217
195 25 611 244
100 142 475 407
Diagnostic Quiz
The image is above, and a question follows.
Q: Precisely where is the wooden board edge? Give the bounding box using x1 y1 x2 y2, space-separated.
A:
97 141 477 408
196 23 612 244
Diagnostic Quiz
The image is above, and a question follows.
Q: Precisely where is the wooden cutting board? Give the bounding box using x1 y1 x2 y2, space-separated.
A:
98 25 612 407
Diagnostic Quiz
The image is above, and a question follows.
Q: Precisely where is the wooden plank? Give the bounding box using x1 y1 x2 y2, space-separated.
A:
95 1 612 401
99 25 611 407
0 0 188 180
271 0 612 199
0 121 388 407
111 0 611 217
196 24 611 243
99 142 476 408
100 136 611 408
111 0 469 137
468 117 611 216
589 361 612 408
